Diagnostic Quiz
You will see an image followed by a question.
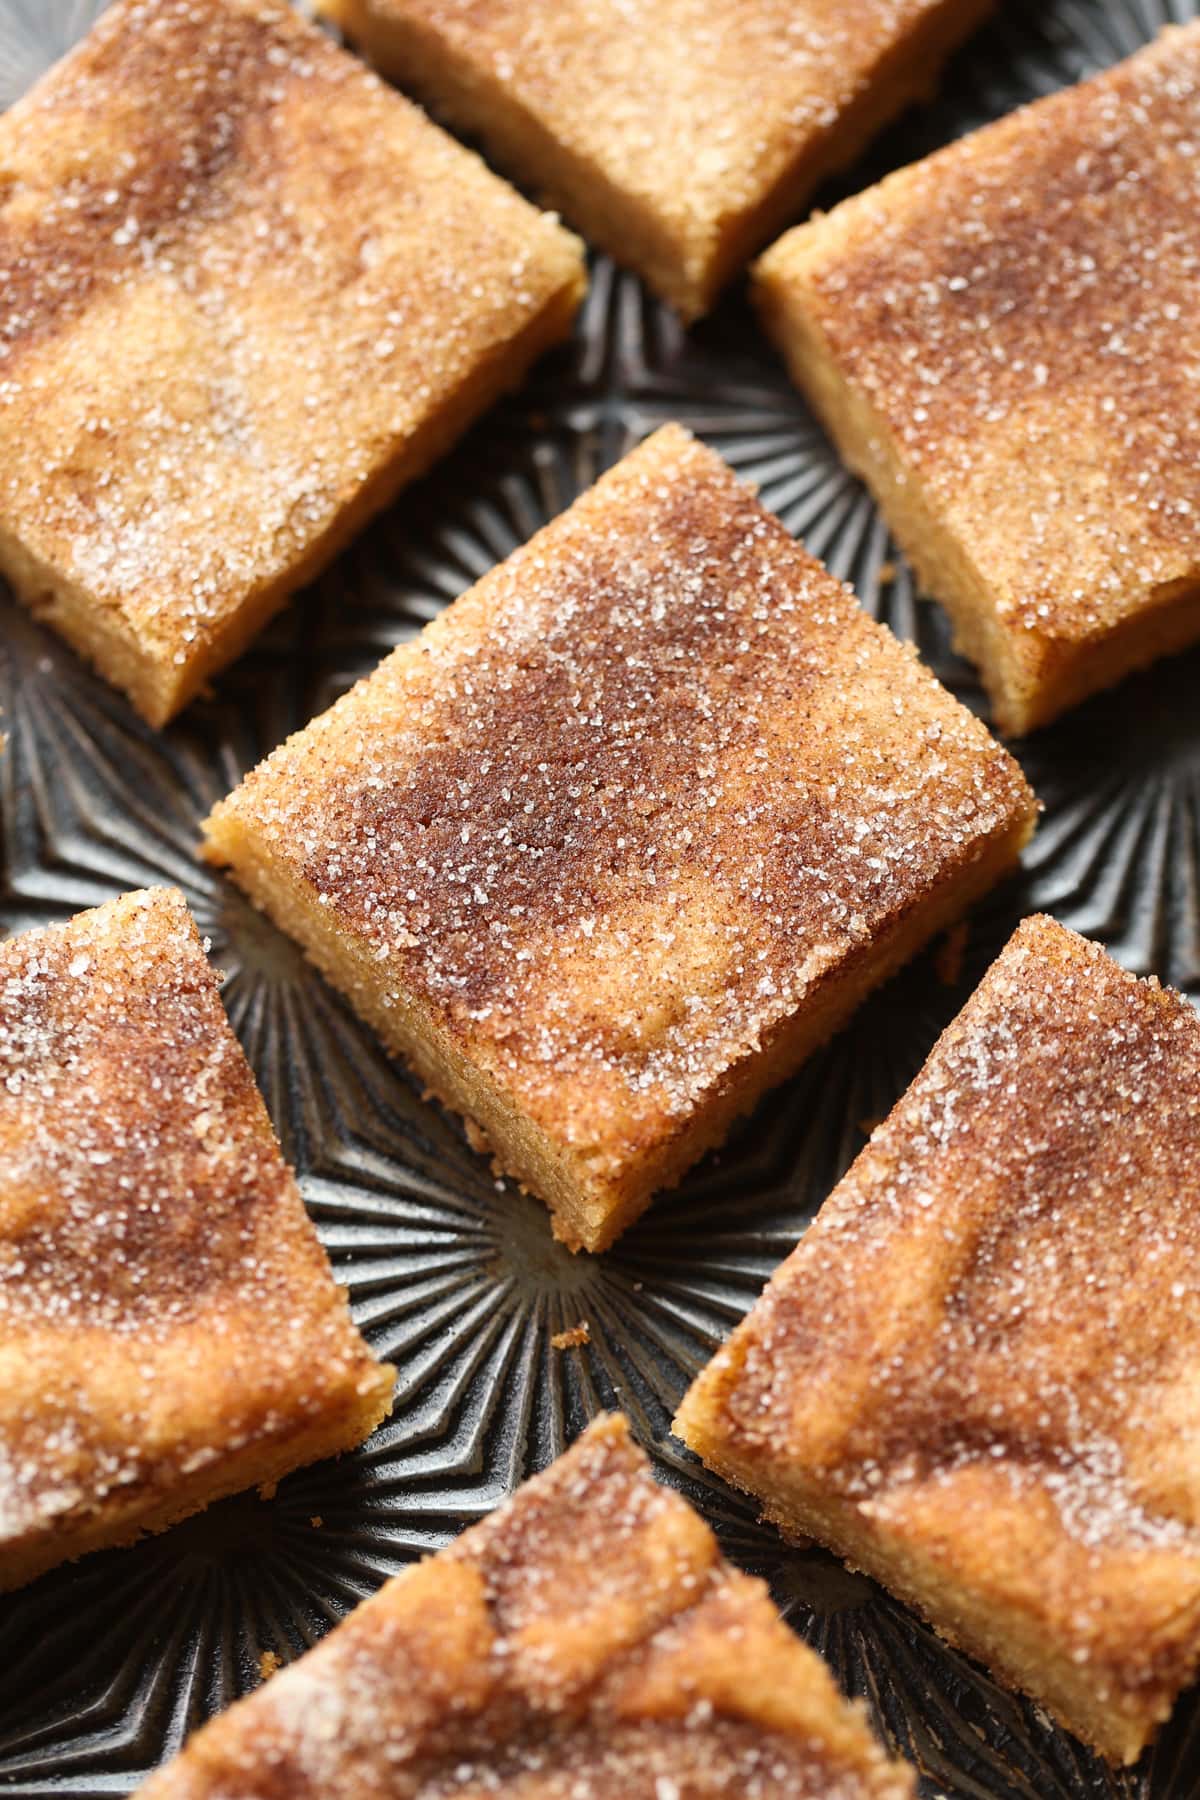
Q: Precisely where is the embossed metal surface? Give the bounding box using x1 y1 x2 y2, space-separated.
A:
1 2 1198 1795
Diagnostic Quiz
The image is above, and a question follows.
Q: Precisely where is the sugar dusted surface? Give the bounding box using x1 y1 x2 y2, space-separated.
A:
0 0 581 693
683 917 1200 1716
138 1415 914 1799
766 24 1200 647
342 0 975 297
0 888 389 1560
207 425 1034 1180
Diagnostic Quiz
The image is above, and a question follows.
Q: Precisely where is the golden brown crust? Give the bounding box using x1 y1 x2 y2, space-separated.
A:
0 0 584 725
203 424 1036 1250
0 888 394 1590
755 25 1200 734
323 0 992 318
136 1414 915 1799
677 916 1200 1763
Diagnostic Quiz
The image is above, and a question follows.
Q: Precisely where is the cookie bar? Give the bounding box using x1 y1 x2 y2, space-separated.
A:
320 0 993 319
755 25 1200 734
0 888 393 1590
203 424 1036 1252
137 1414 915 1799
677 916 1200 1763
0 0 584 725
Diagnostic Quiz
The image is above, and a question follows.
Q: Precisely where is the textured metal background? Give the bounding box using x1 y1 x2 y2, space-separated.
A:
1 2 1199 1795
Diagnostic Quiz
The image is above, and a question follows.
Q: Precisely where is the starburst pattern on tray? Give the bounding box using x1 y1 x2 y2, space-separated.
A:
1020 647 1200 1001
1 0 1199 1795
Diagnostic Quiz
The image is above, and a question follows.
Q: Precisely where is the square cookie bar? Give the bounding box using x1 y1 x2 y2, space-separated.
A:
755 26 1200 734
321 0 993 319
0 888 393 1591
138 1414 914 1800
203 424 1036 1253
677 916 1200 1763
0 0 584 727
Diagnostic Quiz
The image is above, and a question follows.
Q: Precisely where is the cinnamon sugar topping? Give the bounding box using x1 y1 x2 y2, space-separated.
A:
326 0 993 316
763 25 1200 647
137 1416 914 1799
0 888 392 1580
0 0 583 721
206 425 1034 1172
678 917 1200 1753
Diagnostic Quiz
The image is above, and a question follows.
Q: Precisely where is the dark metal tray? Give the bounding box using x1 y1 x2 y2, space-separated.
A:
1 2 1198 1794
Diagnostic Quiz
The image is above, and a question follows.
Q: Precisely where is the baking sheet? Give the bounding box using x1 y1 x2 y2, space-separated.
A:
0 1 1198 1794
